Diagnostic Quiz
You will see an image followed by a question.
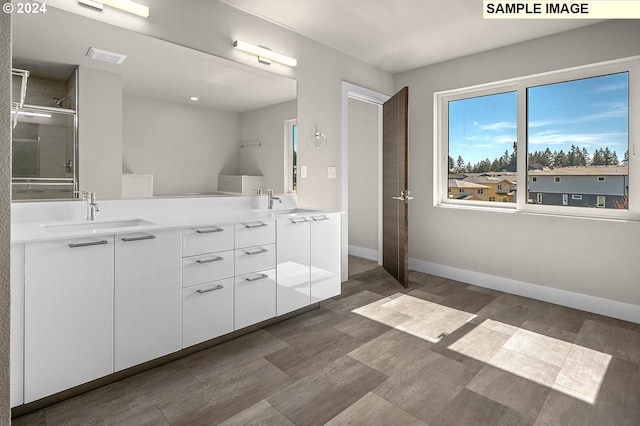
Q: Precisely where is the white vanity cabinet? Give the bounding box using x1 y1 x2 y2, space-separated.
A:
10 244 24 408
181 224 235 348
24 236 114 403
276 216 311 316
114 229 182 371
310 213 342 303
234 219 276 329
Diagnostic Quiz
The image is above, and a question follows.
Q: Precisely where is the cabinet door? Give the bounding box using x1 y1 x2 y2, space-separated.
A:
235 269 276 330
310 214 342 303
182 278 234 348
10 244 24 408
24 236 114 403
115 229 182 371
276 217 311 316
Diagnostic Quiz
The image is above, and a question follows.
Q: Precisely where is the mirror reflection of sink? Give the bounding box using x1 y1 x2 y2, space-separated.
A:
41 218 155 233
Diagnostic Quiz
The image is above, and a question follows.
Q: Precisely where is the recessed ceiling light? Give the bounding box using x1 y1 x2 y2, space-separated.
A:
86 47 127 64
189 97 199 101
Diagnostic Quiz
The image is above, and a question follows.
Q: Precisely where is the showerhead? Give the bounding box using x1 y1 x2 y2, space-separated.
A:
53 96 71 108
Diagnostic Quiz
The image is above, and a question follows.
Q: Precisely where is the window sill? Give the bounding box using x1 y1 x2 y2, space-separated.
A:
436 201 639 223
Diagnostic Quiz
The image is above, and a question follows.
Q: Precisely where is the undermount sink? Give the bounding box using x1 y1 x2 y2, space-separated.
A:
259 208 322 216
41 218 155 233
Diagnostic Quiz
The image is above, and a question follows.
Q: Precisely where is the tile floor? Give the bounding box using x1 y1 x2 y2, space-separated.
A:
13 258 640 425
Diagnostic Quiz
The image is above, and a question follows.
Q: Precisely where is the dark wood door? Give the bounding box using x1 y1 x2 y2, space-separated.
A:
382 87 410 288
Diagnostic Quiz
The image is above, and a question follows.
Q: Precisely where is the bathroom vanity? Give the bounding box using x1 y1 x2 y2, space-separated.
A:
10 195 341 408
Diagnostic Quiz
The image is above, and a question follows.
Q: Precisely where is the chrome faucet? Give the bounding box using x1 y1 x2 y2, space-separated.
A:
267 189 282 210
76 191 100 220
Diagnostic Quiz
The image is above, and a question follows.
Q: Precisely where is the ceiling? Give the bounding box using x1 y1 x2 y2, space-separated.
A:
221 0 603 74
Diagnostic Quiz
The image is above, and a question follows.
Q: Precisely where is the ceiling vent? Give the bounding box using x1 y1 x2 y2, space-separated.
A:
86 47 127 64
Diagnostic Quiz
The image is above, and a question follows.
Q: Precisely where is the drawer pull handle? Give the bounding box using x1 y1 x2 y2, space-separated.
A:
121 235 156 242
196 227 223 234
245 274 269 282
245 248 268 255
290 217 308 224
197 284 224 294
196 256 224 264
243 222 268 229
312 215 329 221
68 240 108 248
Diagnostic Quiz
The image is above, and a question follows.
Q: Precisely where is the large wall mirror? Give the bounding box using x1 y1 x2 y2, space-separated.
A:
11 6 297 201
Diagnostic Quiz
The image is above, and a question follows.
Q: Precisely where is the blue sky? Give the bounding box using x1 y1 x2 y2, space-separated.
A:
448 72 629 165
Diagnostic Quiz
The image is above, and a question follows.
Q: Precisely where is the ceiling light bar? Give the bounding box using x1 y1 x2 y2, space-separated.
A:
233 40 297 67
78 0 104 11
11 111 52 118
86 47 127 64
78 0 149 18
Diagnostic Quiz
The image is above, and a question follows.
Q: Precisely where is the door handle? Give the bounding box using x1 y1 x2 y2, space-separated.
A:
392 190 414 203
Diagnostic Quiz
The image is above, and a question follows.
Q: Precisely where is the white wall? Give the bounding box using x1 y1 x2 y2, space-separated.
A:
78 66 123 199
348 98 378 254
123 95 240 196
43 0 395 210
239 100 296 193
397 20 640 312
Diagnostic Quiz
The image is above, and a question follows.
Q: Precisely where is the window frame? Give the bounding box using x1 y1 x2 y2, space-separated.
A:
435 56 639 220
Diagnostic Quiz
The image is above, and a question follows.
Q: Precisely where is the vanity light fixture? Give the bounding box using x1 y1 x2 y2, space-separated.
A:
78 0 149 18
232 40 297 67
11 110 52 118
86 47 127 64
189 96 199 101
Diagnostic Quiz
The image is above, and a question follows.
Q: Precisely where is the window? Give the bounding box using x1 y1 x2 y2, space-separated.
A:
436 57 637 218
572 194 583 200
526 72 628 210
478 189 484 194
447 91 517 204
489 196 496 202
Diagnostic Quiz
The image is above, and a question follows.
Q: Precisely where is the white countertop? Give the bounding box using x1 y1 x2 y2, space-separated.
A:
11 207 337 244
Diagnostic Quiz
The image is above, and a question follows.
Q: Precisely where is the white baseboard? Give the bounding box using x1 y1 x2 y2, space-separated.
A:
409 258 640 325
348 245 378 262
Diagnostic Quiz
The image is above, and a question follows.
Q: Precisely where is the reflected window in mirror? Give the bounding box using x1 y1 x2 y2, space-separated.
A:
286 119 298 192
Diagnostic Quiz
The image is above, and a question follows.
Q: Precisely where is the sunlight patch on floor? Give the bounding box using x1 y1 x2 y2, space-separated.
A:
352 295 611 404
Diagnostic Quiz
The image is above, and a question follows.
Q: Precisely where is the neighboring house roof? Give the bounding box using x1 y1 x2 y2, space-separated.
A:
529 166 628 176
448 179 489 189
465 176 516 185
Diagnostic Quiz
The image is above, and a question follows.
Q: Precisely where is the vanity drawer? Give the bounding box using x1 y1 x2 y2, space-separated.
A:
182 278 234 348
234 269 276 330
234 219 275 249
182 224 234 257
234 244 275 276
182 250 234 287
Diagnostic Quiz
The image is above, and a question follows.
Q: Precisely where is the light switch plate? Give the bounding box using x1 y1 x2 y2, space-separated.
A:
300 165 307 179
328 166 337 179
